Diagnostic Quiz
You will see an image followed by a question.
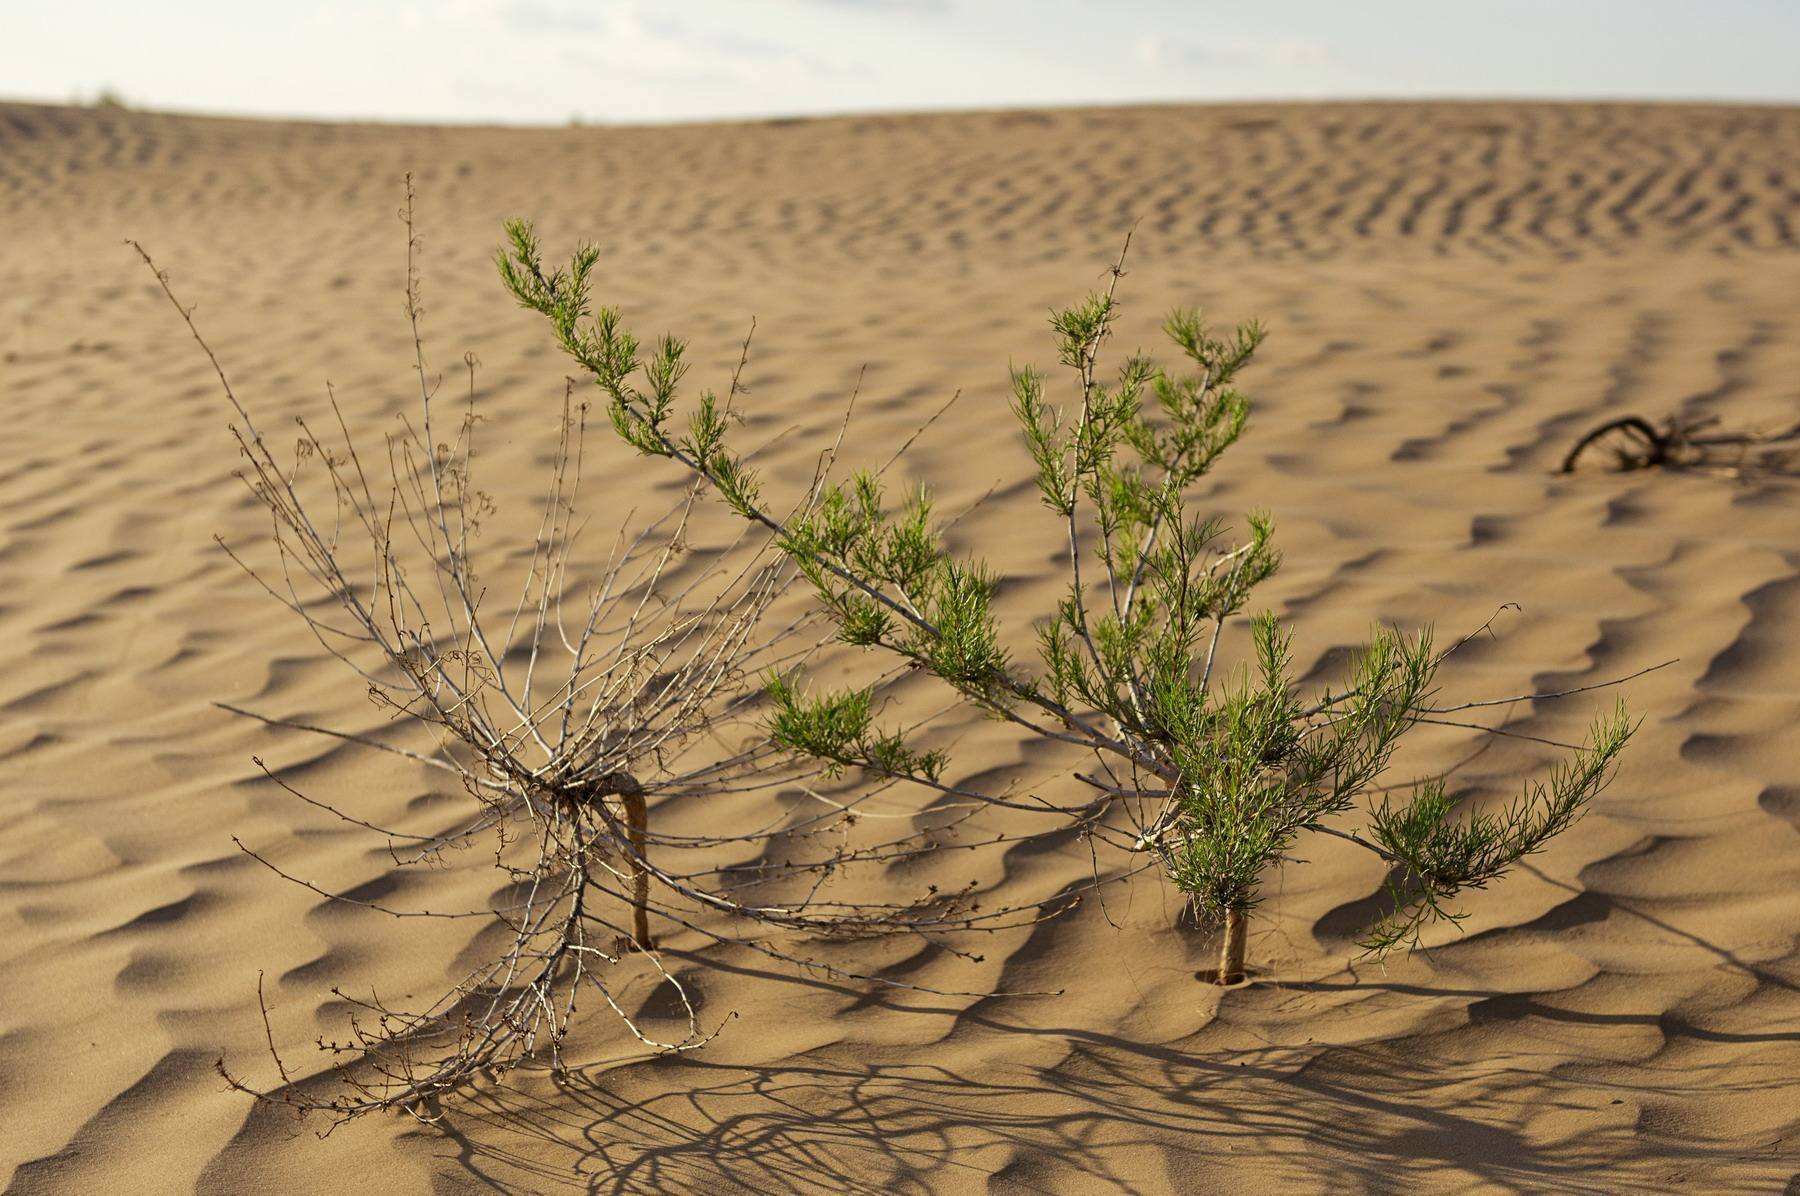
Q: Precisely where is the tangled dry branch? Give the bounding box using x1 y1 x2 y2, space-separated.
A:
1561 411 1800 476
130 180 1065 1126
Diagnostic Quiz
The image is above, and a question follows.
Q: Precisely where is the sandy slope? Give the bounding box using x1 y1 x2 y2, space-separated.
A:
1 99 1797 1193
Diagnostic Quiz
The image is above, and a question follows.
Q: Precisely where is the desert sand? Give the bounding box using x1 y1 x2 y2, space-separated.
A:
1 99 1798 1192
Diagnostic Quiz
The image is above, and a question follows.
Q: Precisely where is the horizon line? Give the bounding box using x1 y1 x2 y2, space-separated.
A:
6 90 1799 134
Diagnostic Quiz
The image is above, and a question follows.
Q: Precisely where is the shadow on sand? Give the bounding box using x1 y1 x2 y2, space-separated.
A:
415 988 1784 1193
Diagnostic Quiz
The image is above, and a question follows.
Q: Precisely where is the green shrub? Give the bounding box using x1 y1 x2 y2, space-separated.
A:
500 221 1634 986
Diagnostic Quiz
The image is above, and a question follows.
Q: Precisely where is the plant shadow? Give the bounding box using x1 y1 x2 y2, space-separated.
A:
414 1001 1780 1193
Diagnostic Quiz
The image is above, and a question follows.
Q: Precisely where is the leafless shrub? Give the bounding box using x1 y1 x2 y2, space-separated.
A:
128 180 1051 1127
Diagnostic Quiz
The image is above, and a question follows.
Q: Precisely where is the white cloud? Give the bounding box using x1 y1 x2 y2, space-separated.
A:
514 1 835 68
436 0 849 119
503 0 611 34
1137 32 1330 71
803 0 951 12
502 1 840 76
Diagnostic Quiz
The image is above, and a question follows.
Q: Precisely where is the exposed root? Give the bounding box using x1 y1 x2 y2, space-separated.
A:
1562 412 1800 476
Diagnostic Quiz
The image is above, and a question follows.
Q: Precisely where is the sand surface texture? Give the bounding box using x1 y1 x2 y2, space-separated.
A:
2 100 1798 1192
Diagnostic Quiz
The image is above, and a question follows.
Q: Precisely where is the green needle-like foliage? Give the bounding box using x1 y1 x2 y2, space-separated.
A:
500 222 1637 983
765 674 949 784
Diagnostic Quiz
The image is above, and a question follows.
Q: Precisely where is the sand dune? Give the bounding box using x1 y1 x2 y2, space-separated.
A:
2 100 1798 1192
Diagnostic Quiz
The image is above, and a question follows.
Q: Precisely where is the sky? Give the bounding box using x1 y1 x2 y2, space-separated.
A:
5 0 1798 125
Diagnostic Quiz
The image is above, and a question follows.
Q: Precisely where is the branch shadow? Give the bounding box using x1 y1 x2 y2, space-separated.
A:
413 1007 1781 1193
1282 979 1800 1046
1514 862 1800 995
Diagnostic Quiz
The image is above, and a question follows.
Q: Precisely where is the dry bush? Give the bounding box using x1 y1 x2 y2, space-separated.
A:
130 181 1049 1125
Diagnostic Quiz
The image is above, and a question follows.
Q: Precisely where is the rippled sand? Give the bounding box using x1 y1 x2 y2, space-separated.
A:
2 100 1798 1192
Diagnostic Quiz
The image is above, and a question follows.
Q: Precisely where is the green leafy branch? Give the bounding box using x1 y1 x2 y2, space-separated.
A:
499 218 1645 983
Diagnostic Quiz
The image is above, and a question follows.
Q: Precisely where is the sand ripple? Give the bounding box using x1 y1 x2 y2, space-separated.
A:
1 100 1796 1192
